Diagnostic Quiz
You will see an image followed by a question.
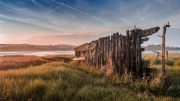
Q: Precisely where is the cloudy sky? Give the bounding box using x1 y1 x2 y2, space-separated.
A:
0 0 180 46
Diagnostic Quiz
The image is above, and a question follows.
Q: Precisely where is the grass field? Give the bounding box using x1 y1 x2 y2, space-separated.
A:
0 54 180 101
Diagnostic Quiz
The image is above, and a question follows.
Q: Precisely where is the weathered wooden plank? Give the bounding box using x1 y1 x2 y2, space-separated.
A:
130 29 136 75
136 36 141 77
123 36 127 74
97 40 100 68
126 30 130 74
119 34 123 75
107 36 110 59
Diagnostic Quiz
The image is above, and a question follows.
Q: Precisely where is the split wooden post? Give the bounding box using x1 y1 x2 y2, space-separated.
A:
161 22 170 75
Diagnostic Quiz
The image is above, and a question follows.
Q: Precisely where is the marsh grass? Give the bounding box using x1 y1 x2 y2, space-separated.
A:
0 55 73 70
166 60 175 66
0 54 180 101
153 59 161 65
1 62 178 101
175 60 180 67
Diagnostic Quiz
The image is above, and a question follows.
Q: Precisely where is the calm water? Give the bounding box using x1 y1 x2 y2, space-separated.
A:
142 50 180 54
0 51 75 56
0 50 179 56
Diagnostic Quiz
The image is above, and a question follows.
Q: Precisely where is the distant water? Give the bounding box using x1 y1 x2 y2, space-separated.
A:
142 50 180 54
0 51 75 56
0 50 180 56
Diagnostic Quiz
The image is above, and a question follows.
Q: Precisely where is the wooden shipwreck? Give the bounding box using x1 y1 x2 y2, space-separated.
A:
74 26 160 78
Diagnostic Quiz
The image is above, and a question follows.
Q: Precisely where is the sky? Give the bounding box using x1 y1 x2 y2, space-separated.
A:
0 0 180 47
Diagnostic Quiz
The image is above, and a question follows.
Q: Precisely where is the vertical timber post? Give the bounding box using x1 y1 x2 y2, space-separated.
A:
162 22 170 75
166 51 168 62
126 30 130 74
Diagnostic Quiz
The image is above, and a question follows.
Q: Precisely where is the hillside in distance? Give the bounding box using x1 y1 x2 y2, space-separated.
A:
1 44 179 52
0 44 76 51
143 45 180 51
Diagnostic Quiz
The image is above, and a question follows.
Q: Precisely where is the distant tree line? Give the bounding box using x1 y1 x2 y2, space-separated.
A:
142 44 180 50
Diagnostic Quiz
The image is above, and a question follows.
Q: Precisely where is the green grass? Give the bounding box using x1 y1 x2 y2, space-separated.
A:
166 60 175 66
0 55 180 101
153 59 161 65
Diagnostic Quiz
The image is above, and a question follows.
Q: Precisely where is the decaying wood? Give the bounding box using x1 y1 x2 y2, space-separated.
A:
74 26 160 78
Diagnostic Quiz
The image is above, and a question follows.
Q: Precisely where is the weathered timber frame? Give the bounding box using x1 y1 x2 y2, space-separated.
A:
74 26 160 78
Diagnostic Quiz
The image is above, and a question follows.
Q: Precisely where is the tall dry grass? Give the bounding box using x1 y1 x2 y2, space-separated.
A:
1 61 179 101
0 55 73 70
0 54 179 100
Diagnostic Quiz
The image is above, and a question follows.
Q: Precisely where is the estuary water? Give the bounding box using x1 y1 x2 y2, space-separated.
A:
0 51 75 56
142 50 180 54
0 50 180 56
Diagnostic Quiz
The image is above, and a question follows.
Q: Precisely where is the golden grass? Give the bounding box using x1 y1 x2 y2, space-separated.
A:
1 61 179 101
0 54 179 100
0 55 73 70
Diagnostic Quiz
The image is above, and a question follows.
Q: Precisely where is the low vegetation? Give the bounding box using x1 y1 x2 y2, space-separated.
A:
153 59 161 65
0 54 179 101
0 55 73 70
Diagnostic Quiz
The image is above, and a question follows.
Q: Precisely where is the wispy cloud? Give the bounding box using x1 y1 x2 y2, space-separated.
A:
156 0 167 4
50 0 118 26
32 0 44 8
121 18 132 25
0 0 180 46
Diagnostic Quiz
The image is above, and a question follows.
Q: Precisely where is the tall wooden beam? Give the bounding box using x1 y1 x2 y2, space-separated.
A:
126 30 130 74
161 22 170 75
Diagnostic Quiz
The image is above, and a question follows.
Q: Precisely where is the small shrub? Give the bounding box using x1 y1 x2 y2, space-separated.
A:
175 60 180 67
153 59 161 65
166 60 175 66
166 82 180 97
111 74 121 84
173 58 179 61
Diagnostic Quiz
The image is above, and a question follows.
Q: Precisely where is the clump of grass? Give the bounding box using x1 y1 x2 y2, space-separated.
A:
172 58 179 61
166 82 180 97
175 60 180 67
166 60 175 66
42 55 73 63
153 59 161 65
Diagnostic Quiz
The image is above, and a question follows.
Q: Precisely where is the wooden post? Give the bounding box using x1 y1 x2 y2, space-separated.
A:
111 34 114 60
122 36 126 74
100 38 103 68
136 36 141 77
161 22 170 75
107 36 110 59
126 30 130 74
119 35 123 75
166 51 168 62
102 37 105 66
162 27 166 74
97 38 100 69
130 29 136 75
104 37 107 68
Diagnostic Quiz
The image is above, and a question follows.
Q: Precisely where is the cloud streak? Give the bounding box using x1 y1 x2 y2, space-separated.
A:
51 0 118 26
32 0 44 8
0 0 180 46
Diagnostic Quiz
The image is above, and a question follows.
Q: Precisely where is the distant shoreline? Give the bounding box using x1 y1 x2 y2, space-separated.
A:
0 51 75 56
0 44 76 51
